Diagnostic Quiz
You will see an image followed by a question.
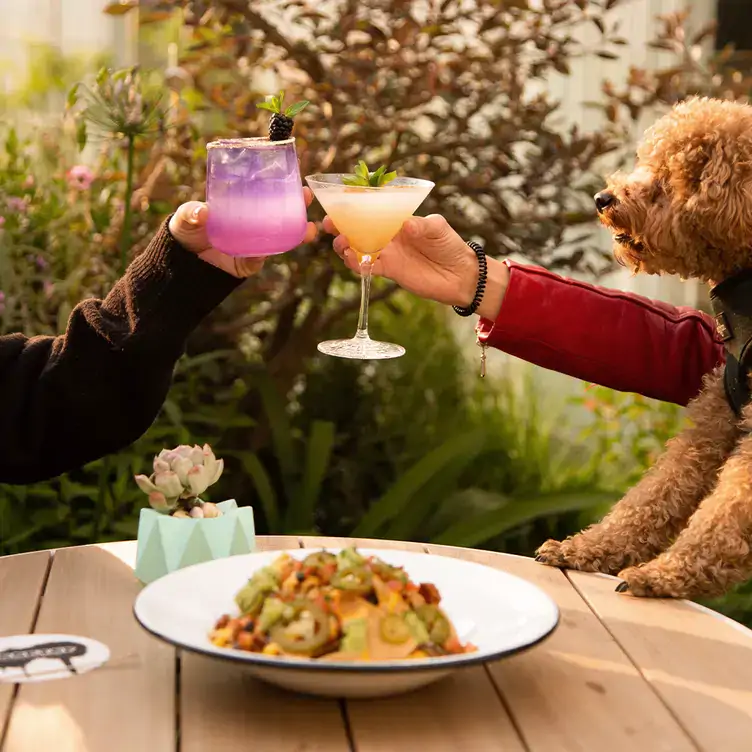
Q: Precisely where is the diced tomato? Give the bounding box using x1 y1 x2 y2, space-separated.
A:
443 636 462 654
419 582 441 604
386 579 403 591
215 614 230 629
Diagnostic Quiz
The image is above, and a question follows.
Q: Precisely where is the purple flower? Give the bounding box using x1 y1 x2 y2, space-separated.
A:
36 255 48 270
66 165 95 191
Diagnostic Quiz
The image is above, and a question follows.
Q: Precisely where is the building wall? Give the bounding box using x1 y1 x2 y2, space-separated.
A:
0 0 135 94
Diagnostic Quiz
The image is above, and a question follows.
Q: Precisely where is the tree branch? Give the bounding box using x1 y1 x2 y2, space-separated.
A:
224 0 327 82
210 290 298 337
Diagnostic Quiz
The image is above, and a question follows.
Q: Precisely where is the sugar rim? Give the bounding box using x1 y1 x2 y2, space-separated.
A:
207 137 296 150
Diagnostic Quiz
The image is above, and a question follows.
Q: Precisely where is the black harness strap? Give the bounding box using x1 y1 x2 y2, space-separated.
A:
709 269 752 416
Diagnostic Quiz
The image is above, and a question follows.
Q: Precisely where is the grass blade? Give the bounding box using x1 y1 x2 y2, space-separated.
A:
432 490 620 548
384 450 485 541
352 430 486 538
236 452 280 532
285 420 335 531
257 376 295 478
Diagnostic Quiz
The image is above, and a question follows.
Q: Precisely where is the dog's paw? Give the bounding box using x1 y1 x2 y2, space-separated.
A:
616 564 690 598
535 539 566 567
534 538 615 573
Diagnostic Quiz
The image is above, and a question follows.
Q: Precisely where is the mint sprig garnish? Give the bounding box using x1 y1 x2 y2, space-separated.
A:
342 161 397 187
256 90 309 118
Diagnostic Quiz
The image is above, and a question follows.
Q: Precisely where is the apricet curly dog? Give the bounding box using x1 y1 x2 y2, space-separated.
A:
535 96 752 599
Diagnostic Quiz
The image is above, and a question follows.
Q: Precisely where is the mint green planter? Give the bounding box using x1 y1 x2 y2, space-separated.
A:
135 499 255 584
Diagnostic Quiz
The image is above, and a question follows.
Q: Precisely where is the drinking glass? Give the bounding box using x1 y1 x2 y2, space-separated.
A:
206 137 307 257
306 174 434 359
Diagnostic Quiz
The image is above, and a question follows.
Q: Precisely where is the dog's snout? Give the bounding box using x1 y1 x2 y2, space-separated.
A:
594 191 616 213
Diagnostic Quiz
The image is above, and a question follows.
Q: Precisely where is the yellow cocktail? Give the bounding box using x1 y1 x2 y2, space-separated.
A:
306 173 434 359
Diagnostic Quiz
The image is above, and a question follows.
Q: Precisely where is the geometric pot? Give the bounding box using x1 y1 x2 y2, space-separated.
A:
134 499 255 585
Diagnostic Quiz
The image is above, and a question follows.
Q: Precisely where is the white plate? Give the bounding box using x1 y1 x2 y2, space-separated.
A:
133 548 559 698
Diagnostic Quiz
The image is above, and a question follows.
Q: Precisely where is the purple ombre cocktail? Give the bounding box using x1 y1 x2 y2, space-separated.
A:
206 137 307 257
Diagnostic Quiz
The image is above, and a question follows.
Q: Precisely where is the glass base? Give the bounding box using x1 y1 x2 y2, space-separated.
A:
317 337 405 360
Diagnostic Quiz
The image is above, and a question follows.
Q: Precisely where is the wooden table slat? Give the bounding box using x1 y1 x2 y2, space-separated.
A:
344 666 526 752
299 538 527 751
181 533 352 751
2 545 175 752
181 655 352 752
1 536 749 752
425 544 699 752
0 552 50 743
569 570 752 752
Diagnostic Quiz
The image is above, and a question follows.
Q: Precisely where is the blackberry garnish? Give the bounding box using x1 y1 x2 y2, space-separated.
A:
256 91 309 141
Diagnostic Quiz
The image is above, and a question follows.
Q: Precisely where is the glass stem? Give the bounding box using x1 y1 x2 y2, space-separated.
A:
355 255 373 340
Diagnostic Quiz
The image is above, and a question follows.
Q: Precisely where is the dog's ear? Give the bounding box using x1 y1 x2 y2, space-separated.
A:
682 139 752 250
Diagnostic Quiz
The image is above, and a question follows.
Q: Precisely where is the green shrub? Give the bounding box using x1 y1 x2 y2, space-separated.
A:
2 3 752 630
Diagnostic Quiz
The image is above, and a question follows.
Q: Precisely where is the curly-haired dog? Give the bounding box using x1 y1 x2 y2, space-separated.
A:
535 96 752 599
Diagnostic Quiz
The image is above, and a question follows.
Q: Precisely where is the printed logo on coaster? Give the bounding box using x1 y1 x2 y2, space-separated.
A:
0 634 110 683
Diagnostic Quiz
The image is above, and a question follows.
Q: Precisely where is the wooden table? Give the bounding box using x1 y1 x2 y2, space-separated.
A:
1 535 751 751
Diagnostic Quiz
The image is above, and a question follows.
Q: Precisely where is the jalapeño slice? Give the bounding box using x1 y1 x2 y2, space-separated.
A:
379 613 411 644
331 566 373 596
415 604 451 645
269 599 331 656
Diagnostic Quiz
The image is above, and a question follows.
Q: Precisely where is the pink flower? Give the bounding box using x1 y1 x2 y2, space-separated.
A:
23 176 34 189
6 197 26 213
43 281 54 299
0 291 6 315
66 165 95 191
36 255 48 270
0 216 5 228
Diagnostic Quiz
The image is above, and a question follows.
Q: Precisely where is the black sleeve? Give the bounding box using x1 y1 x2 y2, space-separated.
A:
0 219 242 484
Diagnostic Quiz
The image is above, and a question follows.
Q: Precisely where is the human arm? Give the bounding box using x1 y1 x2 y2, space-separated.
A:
0 195 317 484
325 213 723 406
477 259 724 406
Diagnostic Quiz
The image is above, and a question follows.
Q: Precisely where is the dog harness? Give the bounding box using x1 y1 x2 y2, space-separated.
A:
709 269 752 415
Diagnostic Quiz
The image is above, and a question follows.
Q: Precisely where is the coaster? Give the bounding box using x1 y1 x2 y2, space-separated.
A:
0 634 110 683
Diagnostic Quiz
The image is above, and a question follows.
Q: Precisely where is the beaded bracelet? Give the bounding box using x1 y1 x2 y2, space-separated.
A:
452 241 487 317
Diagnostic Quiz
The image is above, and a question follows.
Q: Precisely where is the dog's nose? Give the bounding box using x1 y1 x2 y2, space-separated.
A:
594 191 616 213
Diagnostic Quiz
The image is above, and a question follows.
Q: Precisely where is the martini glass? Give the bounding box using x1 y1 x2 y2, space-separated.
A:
206 137 307 257
306 174 434 359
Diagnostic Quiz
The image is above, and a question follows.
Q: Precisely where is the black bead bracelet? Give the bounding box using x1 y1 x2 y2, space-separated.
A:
452 241 487 317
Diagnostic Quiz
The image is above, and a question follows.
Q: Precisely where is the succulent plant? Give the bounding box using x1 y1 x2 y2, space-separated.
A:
135 444 224 518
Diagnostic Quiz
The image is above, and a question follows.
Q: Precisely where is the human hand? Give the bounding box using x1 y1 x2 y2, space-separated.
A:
323 213 508 319
169 187 317 278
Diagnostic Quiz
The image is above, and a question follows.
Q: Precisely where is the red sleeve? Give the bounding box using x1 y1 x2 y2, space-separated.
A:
476 260 724 407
